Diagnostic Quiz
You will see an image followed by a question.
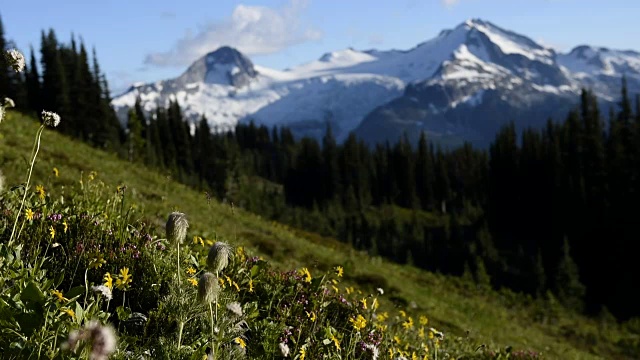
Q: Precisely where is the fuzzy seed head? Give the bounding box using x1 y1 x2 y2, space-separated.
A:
226 301 243 317
4 98 14 108
166 212 188 245
41 110 61 127
5 49 25 72
207 241 233 273
197 272 220 304
63 320 116 360
91 285 113 301
279 342 290 357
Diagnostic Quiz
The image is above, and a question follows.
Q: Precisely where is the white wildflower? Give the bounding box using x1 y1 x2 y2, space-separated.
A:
279 342 290 357
91 285 113 301
5 49 25 72
376 287 384 295
41 110 61 127
365 343 379 360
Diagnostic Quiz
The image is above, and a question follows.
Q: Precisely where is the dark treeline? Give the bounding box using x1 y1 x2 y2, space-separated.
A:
124 82 640 321
3 14 639 320
0 17 122 149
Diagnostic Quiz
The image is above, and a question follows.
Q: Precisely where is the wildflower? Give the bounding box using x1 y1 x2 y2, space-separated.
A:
372 297 379 311
299 346 307 360
331 334 341 351
376 312 389 322
115 267 132 290
394 335 402 345
207 241 233 274
350 314 367 331
279 342 290 357
187 278 198 287
377 288 384 295
64 320 117 360
36 185 46 200
89 253 107 269
402 317 414 330
232 281 240 292
418 327 425 339
91 285 113 301
399 310 407 318
298 267 312 283
226 302 243 317
103 273 113 289
197 272 220 304
25 208 34 221
5 49 25 72
186 267 196 275
63 220 68 233
49 226 56 240
248 279 254 293
429 328 444 340
419 316 428 326
193 236 204 246
360 297 368 310
165 212 188 245
234 337 246 349
61 307 76 320
41 110 61 127
364 343 379 360
306 311 316 322
218 278 226 289
51 289 68 302
52 167 59 177
335 265 344 277
346 287 353 295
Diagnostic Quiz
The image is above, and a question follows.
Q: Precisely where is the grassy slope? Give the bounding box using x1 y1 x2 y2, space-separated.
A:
0 112 627 359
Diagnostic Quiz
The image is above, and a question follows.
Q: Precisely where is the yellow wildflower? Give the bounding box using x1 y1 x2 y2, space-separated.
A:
225 275 233 286
306 311 316 322
360 297 367 310
394 335 402 345
419 327 425 339
186 267 196 275
419 316 428 326
218 278 226 289
412 352 418 360
115 267 132 290
89 253 107 269
399 310 407 318
331 334 341 351
193 236 204 246
299 347 306 360
372 297 379 311
332 285 339 293
63 220 68 233
52 167 59 177
402 317 414 330
49 226 55 239
346 287 354 295
25 208 34 221
377 312 389 322
88 171 96 181
298 267 312 283
232 281 240 292
50 289 68 302
205 239 214 246
188 278 198 286
61 307 75 320
103 273 113 289
35 185 45 201
248 279 254 293
335 265 344 277
428 330 434 339
234 337 246 349
349 314 367 331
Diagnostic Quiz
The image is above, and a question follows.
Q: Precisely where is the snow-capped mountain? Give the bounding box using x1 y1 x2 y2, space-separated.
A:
112 19 640 145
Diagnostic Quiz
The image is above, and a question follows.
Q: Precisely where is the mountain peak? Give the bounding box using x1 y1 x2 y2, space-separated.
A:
175 46 258 88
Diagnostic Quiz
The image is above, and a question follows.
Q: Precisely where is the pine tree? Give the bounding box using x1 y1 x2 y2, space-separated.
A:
40 29 70 124
0 14 9 99
554 238 586 312
126 108 145 162
534 248 547 297
416 132 435 210
26 46 41 112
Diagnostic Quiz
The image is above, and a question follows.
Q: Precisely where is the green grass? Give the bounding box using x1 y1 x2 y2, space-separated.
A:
1 111 637 359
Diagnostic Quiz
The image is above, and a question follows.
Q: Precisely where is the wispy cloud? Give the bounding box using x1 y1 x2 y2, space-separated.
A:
442 0 461 7
145 0 321 67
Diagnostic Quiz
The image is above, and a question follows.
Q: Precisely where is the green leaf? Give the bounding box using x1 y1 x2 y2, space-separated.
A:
116 306 131 321
21 281 44 305
75 302 84 324
66 286 86 300
16 311 44 336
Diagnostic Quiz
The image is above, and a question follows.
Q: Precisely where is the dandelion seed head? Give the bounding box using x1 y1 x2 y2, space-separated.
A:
86 321 117 360
41 110 61 127
207 241 233 273
197 272 220 304
5 49 25 72
166 212 188 245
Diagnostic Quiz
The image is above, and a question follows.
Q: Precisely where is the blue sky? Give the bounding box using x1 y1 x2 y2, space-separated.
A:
3 0 640 94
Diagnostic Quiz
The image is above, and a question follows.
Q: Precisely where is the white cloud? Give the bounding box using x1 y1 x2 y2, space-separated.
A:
442 0 460 6
145 0 321 67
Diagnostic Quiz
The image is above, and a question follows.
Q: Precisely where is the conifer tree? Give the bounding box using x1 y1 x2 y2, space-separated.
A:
26 46 41 112
554 238 586 312
0 14 9 99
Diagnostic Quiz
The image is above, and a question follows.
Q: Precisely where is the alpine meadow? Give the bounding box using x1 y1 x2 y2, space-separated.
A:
1 5 640 360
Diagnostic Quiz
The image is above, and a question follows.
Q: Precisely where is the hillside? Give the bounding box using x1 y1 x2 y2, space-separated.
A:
1 111 638 359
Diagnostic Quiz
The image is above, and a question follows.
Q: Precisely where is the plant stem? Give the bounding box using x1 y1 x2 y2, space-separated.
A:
177 242 181 285
177 321 184 350
9 125 44 245
209 302 215 342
